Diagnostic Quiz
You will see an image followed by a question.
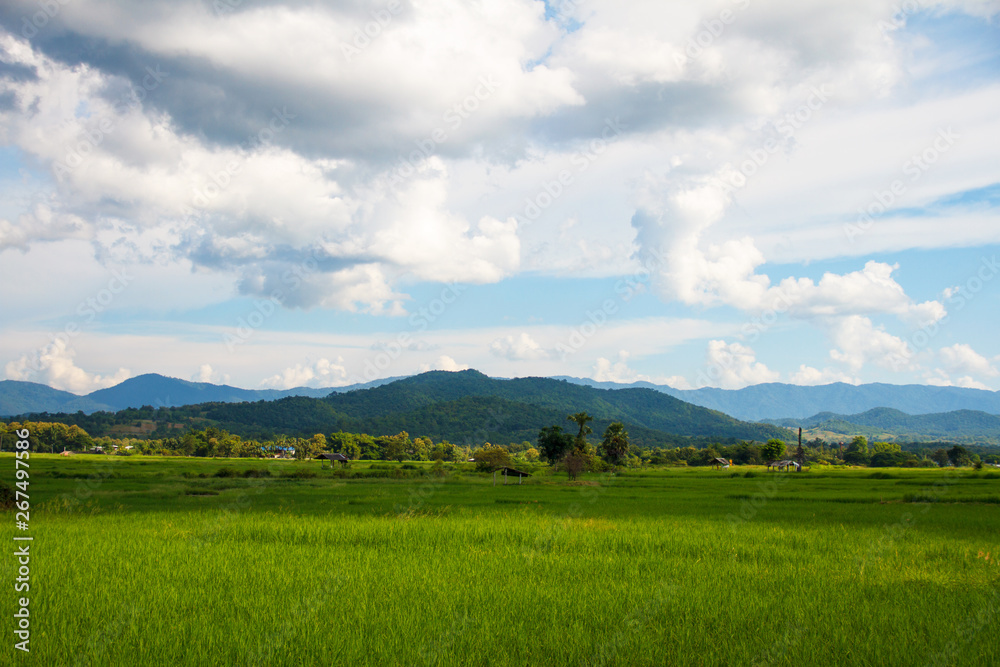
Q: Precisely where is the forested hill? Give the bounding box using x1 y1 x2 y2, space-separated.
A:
199 370 793 445
767 407 1000 444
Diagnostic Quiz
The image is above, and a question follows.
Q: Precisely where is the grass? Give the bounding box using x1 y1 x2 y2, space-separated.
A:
1 455 998 665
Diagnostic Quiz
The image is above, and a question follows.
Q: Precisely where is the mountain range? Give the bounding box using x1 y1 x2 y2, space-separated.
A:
5 370 793 447
0 374 399 417
5 373 1000 422
556 377 1000 421
766 407 1000 445
196 370 792 446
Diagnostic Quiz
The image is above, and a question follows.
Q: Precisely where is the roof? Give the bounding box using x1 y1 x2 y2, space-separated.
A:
712 457 730 465
317 453 350 461
495 466 531 477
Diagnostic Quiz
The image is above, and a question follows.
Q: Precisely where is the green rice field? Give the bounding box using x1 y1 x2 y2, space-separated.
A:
2 454 998 665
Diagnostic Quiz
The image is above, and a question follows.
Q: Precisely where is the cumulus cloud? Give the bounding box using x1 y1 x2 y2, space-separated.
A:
419 355 470 373
828 315 914 372
0 204 90 251
4 339 130 393
699 340 779 389
924 369 993 390
0 31 523 313
788 365 860 386
0 0 997 390
192 364 230 385
592 350 691 388
260 357 349 389
490 332 549 361
938 343 998 378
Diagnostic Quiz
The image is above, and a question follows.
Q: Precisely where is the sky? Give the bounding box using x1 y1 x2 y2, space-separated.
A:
0 0 999 394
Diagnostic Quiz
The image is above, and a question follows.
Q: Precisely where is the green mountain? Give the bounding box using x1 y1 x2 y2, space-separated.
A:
767 407 1000 444
199 370 794 445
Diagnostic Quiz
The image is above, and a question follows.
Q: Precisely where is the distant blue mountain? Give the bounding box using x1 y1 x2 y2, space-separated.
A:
554 378 1000 421
0 374 399 417
765 407 1000 444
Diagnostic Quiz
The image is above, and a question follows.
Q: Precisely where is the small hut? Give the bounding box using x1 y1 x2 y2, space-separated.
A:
767 459 801 472
317 453 350 466
711 457 731 469
59 450 74 457
493 467 531 486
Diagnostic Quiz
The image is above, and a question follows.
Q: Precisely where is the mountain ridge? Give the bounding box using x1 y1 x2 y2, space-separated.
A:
0 373 400 417
554 377 1000 421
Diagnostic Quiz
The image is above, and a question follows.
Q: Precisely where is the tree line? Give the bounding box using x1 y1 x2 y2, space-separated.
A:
2 419 997 469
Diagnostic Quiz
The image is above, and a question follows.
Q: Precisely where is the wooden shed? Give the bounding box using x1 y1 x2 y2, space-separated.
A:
317 453 350 466
493 467 531 486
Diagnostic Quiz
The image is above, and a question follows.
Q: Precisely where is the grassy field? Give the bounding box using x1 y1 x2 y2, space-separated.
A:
2 454 999 665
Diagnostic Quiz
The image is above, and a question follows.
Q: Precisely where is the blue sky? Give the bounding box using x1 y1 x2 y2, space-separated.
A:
0 0 998 393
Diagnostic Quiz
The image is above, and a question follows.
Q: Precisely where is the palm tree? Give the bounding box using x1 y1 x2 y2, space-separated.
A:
599 422 629 465
567 412 593 451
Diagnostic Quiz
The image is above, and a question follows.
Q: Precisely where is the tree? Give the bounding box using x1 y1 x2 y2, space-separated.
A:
471 445 512 472
563 451 588 480
380 432 411 462
930 448 950 467
948 445 971 467
537 426 573 462
294 437 319 461
872 441 901 454
310 433 327 453
847 436 869 455
598 422 630 466
761 439 786 462
567 412 594 451
843 436 870 465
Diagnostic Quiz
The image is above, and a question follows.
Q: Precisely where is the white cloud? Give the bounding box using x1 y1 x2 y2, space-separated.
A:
0 204 90 251
260 357 349 389
4 339 130 393
489 332 549 361
592 350 692 388
938 343 998 378
828 315 914 372
788 365 859 386
192 364 230 385
419 355 470 373
700 340 780 389
924 369 993 390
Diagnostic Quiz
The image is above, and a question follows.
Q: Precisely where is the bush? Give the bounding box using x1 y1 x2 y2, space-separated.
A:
280 469 317 479
214 467 237 478
242 469 271 478
0 480 14 510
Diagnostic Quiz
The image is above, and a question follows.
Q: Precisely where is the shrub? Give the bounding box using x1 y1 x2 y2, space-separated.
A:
280 469 317 479
214 467 237 478
0 480 15 510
